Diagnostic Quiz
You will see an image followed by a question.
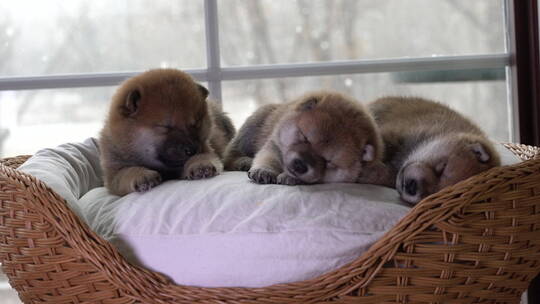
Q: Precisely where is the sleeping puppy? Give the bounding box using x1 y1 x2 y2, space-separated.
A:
99 68 235 196
224 91 383 185
357 96 500 204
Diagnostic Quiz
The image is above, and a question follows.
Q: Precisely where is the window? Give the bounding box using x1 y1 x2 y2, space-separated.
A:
0 0 533 158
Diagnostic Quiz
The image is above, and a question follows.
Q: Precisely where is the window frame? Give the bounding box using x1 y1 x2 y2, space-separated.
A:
508 0 540 146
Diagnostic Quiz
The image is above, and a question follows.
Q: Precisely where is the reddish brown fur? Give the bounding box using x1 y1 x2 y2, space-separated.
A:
358 96 501 204
100 68 234 196
225 91 383 185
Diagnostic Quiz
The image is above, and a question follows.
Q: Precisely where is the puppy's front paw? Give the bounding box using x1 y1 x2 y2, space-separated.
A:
248 168 277 184
133 169 162 192
233 157 253 171
184 161 219 180
277 173 302 186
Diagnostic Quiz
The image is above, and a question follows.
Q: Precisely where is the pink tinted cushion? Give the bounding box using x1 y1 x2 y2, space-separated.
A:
79 174 410 287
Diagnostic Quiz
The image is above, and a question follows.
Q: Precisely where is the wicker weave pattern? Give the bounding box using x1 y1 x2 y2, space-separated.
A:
0 144 539 303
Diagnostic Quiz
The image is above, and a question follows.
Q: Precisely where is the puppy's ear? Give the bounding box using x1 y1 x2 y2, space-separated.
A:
297 97 318 111
198 84 209 100
469 142 491 163
124 89 141 116
435 161 447 176
362 144 375 162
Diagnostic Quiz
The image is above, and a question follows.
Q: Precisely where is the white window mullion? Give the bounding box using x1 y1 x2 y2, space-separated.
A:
0 54 510 92
0 69 207 91
204 0 222 105
219 54 510 81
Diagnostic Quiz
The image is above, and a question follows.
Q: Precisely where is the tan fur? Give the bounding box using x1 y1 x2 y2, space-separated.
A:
100 68 234 196
357 96 501 204
224 91 383 185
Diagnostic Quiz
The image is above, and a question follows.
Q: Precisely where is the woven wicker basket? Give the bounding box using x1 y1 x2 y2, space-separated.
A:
0 143 539 304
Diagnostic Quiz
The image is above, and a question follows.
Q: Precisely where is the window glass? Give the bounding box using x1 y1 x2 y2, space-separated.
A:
0 87 113 156
222 71 509 142
219 0 505 66
0 0 205 77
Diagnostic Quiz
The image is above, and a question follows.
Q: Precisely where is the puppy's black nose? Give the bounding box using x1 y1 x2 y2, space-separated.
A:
184 146 196 157
292 158 308 175
404 179 418 196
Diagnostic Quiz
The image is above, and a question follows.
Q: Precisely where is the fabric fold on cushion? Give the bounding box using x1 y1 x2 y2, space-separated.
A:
19 137 102 216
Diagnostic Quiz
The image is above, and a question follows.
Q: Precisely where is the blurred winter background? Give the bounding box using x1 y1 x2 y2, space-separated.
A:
0 0 506 155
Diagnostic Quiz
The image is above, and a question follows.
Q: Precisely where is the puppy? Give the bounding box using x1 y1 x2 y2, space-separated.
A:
224 91 383 185
99 68 235 196
357 96 500 204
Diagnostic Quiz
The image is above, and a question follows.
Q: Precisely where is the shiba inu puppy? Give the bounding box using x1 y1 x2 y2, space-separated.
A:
224 91 383 185
100 68 235 196
357 96 500 204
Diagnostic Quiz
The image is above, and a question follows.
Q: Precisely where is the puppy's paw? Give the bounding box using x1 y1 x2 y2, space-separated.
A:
184 161 220 180
248 168 277 184
233 157 253 171
277 173 303 186
133 169 162 192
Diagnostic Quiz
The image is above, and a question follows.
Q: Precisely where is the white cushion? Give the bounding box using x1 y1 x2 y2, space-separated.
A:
17 138 521 287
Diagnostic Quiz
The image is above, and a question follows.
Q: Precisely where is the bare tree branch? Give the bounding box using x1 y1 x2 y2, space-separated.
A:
245 1 288 103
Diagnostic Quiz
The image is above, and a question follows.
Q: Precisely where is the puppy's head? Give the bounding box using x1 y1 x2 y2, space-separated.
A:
276 91 382 184
107 68 211 171
396 134 500 204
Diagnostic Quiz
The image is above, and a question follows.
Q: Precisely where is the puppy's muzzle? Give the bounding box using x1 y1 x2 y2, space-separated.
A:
158 138 199 169
399 176 424 205
397 162 434 205
404 178 418 197
291 158 308 175
286 152 324 183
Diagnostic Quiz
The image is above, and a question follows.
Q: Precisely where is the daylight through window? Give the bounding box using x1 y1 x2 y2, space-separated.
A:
0 0 512 158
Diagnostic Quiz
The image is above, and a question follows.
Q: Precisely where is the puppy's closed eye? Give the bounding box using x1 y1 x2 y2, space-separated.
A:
325 159 337 169
154 125 173 134
299 130 309 143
